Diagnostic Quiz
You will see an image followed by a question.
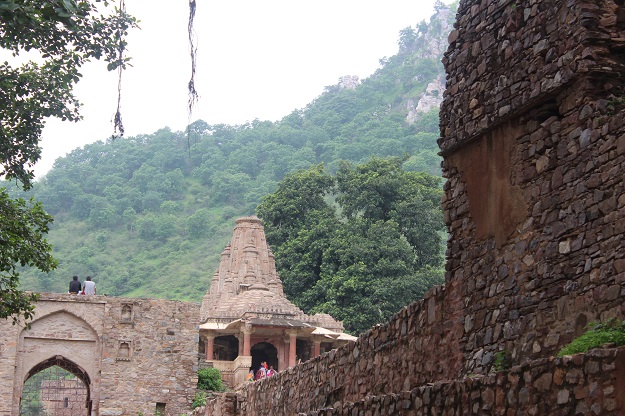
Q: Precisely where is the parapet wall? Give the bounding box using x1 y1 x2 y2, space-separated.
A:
208 345 625 415
235 285 462 414
248 347 625 416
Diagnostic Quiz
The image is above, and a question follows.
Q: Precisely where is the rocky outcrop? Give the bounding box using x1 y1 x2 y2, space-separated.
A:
337 75 360 90
406 75 445 123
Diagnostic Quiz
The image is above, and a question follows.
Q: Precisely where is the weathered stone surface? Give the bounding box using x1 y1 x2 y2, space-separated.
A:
0 294 200 416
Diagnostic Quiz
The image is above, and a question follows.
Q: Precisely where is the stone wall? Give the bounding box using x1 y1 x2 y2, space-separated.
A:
230 285 462 414
0 294 200 416
440 0 625 374
207 346 625 415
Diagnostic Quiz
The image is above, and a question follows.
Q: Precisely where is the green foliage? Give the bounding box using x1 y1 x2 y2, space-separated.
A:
197 367 225 392
0 0 138 188
10 4 455 309
257 158 445 334
0 189 56 324
557 319 625 357
493 350 510 372
192 391 208 409
0 0 136 323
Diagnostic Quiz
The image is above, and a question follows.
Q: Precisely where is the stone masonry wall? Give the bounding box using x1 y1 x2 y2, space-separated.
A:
440 0 625 374
204 345 625 415
231 285 463 414
0 294 200 416
238 346 625 415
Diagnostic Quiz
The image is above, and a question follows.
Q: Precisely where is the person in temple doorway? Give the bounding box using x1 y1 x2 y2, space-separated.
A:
83 276 96 295
68 276 81 294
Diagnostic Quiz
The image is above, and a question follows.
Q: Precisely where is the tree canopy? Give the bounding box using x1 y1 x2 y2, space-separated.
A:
256 157 445 334
0 0 136 323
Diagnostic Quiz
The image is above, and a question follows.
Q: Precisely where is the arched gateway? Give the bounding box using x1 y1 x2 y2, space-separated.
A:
199 216 356 386
12 311 99 416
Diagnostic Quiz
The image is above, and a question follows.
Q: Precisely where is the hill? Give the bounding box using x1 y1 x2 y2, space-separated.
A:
8 3 457 305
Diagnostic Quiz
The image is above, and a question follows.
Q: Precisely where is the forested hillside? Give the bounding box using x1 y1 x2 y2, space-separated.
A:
8 3 456 321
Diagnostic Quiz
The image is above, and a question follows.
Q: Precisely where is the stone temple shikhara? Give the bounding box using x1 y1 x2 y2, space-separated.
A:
198 216 355 386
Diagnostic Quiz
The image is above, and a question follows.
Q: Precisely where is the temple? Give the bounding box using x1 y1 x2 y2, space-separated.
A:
198 216 356 386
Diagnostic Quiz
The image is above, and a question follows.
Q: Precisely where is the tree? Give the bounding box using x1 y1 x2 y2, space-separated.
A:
1 0 137 187
0 191 56 324
256 158 445 334
0 0 136 322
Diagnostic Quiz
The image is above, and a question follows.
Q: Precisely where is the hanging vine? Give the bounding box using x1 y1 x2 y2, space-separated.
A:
112 0 130 138
109 0 198 140
188 0 199 120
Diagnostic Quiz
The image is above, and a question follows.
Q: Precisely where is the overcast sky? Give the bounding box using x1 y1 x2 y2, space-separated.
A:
35 1 449 177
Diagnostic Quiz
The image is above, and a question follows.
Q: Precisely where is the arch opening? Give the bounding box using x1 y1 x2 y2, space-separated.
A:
20 356 91 416
214 335 239 361
251 341 278 373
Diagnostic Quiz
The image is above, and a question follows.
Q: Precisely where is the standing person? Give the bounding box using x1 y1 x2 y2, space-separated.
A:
255 361 267 380
69 276 81 294
267 365 275 377
83 276 96 295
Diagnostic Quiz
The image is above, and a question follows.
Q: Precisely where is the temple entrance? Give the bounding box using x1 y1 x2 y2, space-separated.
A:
19 356 90 416
251 342 278 372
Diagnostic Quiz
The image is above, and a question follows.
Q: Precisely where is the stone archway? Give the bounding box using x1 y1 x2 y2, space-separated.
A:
12 310 100 415
251 342 278 373
20 356 91 415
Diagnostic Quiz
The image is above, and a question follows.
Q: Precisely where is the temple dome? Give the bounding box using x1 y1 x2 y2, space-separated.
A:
211 286 304 319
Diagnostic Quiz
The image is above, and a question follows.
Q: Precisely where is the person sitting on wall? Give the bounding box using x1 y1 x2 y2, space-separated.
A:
83 276 96 295
247 368 255 382
69 276 82 294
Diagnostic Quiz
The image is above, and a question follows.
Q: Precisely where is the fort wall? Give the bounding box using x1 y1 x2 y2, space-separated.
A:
231 346 625 415
441 0 625 374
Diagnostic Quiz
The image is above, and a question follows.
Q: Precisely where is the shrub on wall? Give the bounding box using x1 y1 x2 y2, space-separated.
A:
197 367 226 392
557 319 625 357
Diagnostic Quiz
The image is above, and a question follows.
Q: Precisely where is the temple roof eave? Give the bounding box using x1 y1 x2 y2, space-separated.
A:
199 319 242 331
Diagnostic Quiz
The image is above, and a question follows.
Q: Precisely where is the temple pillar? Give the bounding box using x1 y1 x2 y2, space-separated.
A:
288 330 298 367
205 332 215 361
237 334 243 357
312 337 322 358
243 323 252 356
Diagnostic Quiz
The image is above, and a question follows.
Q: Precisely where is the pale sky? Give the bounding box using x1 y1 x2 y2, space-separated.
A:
35 1 449 177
